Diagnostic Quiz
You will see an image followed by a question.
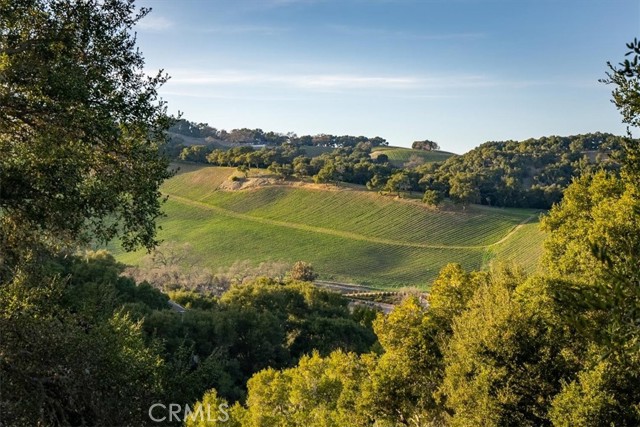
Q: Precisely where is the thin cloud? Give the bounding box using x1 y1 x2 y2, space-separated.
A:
329 24 485 41
264 0 324 7
294 74 420 89
164 68 547 93
168 70 421 90
196 25 288 35
233 0 327 12
137 16 174 31
160 90 305 102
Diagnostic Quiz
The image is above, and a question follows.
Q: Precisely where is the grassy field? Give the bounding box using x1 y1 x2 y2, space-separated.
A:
371 147 455 167
111 164 545 289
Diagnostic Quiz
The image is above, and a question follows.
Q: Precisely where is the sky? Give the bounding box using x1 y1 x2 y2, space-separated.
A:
135 0 639 153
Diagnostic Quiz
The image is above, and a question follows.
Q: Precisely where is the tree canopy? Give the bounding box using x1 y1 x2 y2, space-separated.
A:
0 0 172 276
412 139 440 151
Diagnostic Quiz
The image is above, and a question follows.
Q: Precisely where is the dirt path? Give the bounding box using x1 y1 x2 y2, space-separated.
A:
165 193 538 250
489 213 540 246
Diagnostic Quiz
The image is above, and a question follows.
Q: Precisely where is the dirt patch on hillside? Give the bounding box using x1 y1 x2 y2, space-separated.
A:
218 176 352 192
219 177 301 191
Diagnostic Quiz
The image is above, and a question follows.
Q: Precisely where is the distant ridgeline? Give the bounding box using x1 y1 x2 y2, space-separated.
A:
167 119 389 148
164 120 626 209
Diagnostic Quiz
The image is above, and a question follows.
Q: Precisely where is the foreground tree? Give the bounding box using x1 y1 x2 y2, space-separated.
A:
540 40 640 425
441 273 580 427
544 39 640 364
0 1 175 424
601 38 640 178
0 252 169 426
0 0 172 276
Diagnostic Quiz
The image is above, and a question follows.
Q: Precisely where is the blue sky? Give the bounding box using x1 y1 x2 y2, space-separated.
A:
136 0 639 153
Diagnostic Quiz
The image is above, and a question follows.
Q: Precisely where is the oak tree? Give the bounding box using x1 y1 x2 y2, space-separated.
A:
0 0 173 275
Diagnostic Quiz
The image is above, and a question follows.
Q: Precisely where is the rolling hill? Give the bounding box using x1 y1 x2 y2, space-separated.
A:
371 146 455 167
110 163 546 289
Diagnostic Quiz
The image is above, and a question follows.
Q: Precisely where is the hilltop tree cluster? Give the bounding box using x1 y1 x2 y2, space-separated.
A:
169 119 389 148
420 133 622 208
412 139 440 151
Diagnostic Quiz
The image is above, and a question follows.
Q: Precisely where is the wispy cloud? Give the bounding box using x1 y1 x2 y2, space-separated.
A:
295 75 419 89
233 0 327 12
160 90 305 102
196 25 288 35
159 68 549 98
168 70 421 90
264 0 325 7
328 24 485 41
138 16 174 31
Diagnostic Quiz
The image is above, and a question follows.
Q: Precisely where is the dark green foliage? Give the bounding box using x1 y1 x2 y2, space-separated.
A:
168 290 218 310
0 302 165 426
383 170 417 196
601 38 640 180
141 279 376 404
375 152 389 163
169 119 217 139
1 251 377 421
268 161 294 180
237 164 250 178
448 172 481 205
180 145 215 163
207 145 302 169
412 139 440 151
420 133 624 208
0 252 169 426
179 137 395 188
423 189 444 206
307 144 394 186
0 0 173 272
61 251 170 319
169 119 388 148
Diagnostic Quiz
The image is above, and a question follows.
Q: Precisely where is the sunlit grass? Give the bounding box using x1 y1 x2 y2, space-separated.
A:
372 147 454 166
111 164 544 289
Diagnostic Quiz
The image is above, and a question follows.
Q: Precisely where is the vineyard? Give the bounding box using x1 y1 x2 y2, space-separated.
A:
371 147 455 166
484 218 546 273
112 164 545 289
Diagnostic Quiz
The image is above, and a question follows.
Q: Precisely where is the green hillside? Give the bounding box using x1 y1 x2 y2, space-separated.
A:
482 216 545 273
372 146 455 166
301 146 335 157
112 164 544 289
